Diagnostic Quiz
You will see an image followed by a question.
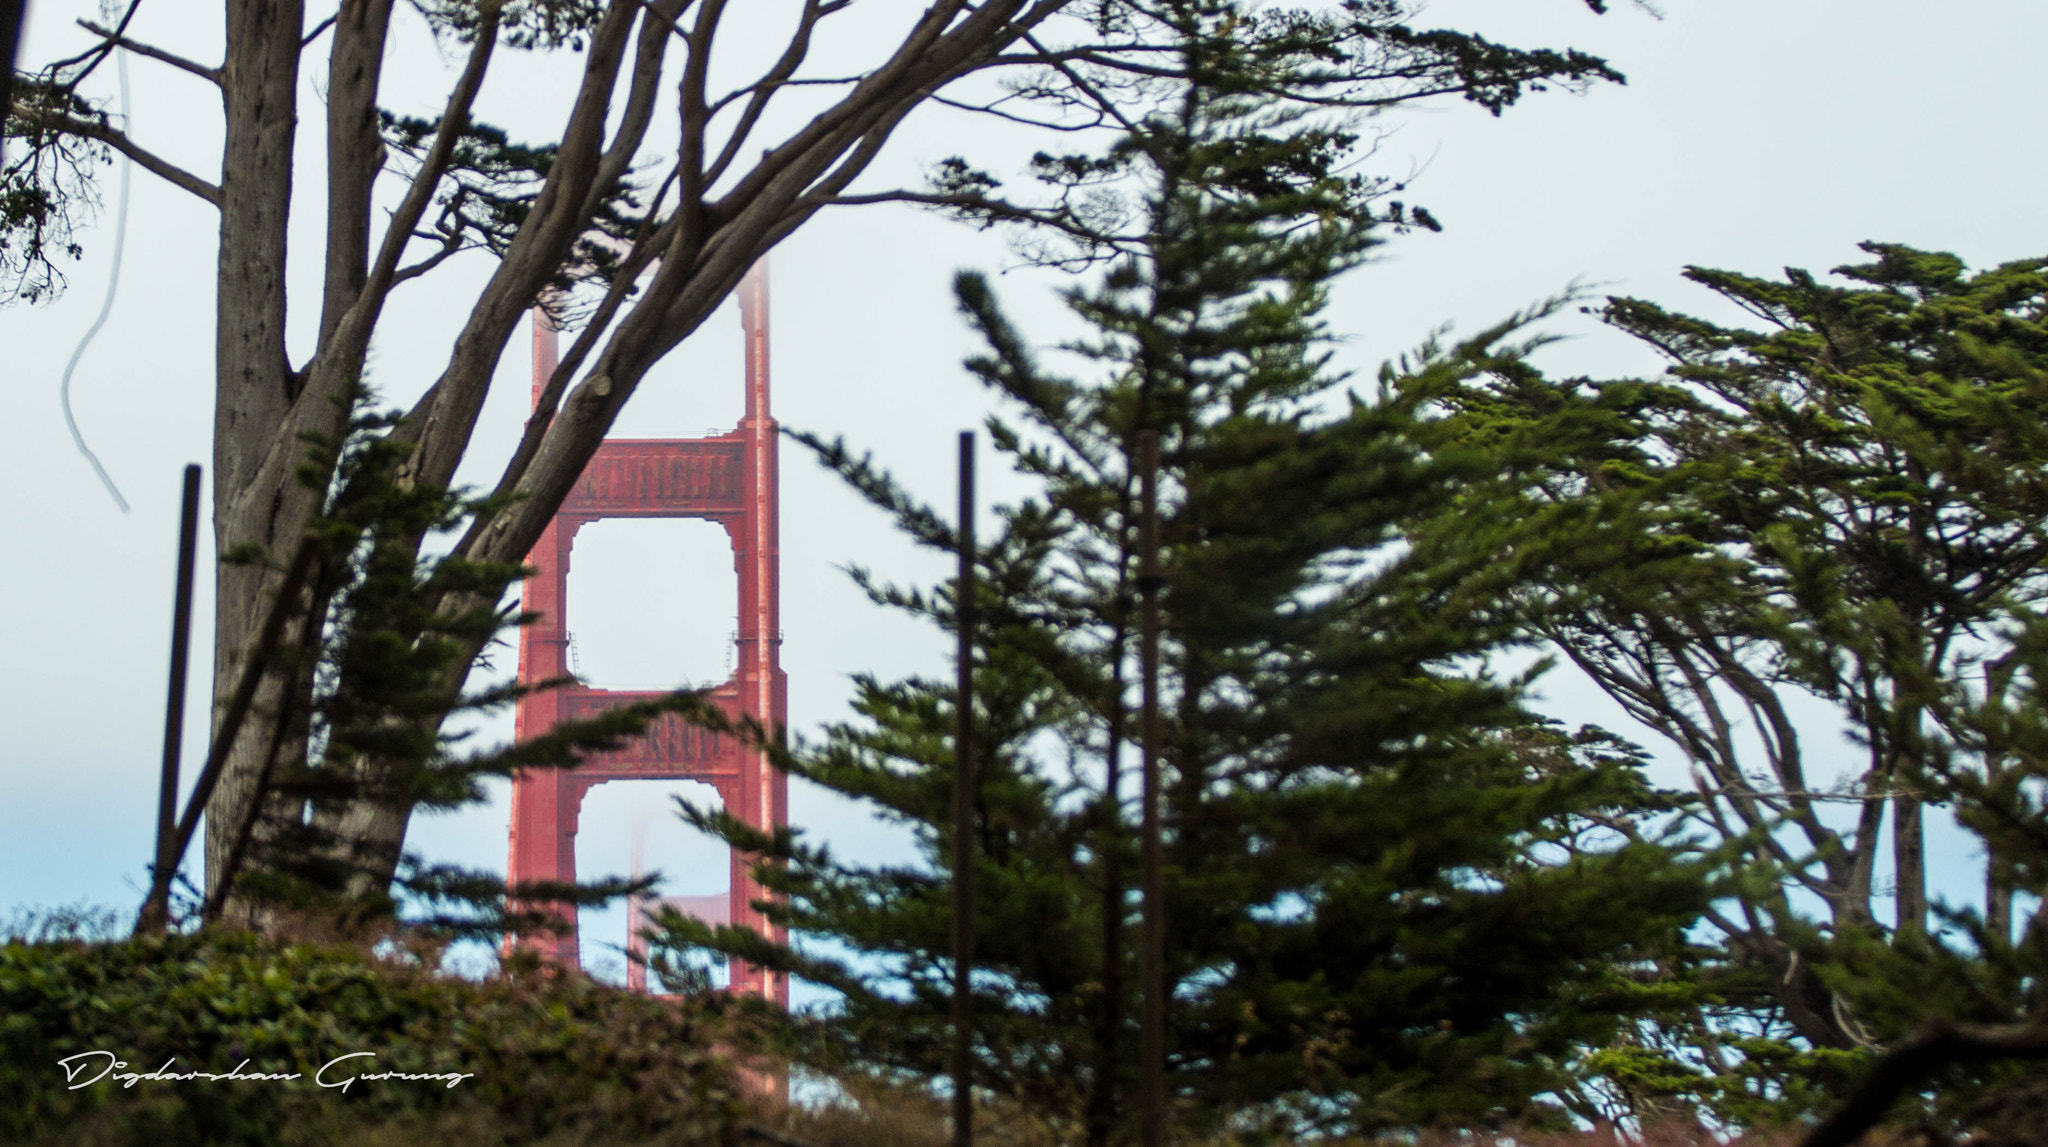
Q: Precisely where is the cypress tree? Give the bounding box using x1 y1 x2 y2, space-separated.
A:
1418 245 2048 1133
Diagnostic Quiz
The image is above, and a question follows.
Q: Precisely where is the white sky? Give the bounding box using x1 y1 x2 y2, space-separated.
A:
4 0 2044 977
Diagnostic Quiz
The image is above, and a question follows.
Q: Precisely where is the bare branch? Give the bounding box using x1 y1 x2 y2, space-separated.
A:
78 20 222 84
301 13 338 49
929 92 1104 132
11 107 221 205
485 171 683 507
1801 1017 2048 1147
672 0 728 263
1019 29 1142 136
703 0 845 188
359 7 500 306
582 0 684 216
33 0 142 90
819 188 1141 251
617 0 703 44
704 73 864 119
447 0 1078 619
390 233 465 287
708 0 984 212
318 0 398 345
382 0 651 487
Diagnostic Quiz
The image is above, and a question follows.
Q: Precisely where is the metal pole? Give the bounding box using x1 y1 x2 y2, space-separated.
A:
146 465 202 930
1137 430 1165 1147
139 530 318 933
952 431 977 1147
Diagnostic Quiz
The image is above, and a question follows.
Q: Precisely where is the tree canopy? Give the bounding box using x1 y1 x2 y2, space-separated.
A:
4 0 1638 923
1421 243 2048 1131
656 13 1705 1137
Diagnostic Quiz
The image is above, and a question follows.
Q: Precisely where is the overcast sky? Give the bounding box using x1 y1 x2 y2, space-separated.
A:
5 0 2044 980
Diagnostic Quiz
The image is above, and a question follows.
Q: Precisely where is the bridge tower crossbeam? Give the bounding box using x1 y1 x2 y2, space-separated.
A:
507 264 787 1005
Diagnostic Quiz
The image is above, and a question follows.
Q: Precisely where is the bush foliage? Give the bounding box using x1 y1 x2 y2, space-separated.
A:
0 928 744 1146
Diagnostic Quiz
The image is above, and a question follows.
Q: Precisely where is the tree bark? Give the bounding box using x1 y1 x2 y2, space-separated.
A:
319 0 396 345
221 0 1058 911
1987 841 2012 948
204 0 312 915
1893 792 1926 936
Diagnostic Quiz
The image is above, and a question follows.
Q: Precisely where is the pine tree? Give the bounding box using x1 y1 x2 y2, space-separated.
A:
656 6 1704 1138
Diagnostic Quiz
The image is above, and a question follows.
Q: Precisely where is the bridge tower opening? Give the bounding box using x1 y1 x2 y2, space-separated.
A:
506 264 787 1006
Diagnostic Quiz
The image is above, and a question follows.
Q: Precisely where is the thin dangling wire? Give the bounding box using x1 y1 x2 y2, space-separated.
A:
59 11 134 513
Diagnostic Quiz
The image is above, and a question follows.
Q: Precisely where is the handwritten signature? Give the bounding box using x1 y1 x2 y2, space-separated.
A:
58 1050 474 1092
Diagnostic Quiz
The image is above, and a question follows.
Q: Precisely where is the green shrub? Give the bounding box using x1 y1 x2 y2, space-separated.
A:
0 929 743 1146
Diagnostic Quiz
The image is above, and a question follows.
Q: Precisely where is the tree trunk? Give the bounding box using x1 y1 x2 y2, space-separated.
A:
203 0 314 917
1839 778 1887 929
1893 793 1926 936
190 0 1055 918
1988 838 2013 948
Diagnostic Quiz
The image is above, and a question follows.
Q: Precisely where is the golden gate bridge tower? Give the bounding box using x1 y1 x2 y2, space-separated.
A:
507 264 788 1005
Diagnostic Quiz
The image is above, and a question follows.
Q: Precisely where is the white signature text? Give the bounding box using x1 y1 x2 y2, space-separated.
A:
57 1050 474 1092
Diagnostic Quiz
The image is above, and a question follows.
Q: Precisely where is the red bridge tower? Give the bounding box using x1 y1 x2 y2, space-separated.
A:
508 264 787 1004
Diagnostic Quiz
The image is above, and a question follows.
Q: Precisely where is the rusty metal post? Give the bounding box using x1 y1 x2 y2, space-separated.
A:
144 465 201 930
952 430 978 1147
